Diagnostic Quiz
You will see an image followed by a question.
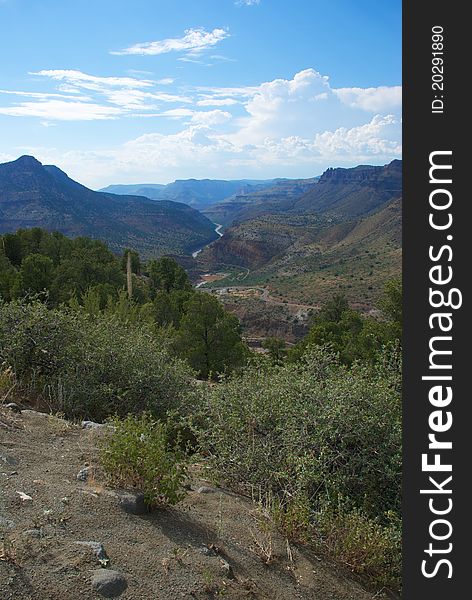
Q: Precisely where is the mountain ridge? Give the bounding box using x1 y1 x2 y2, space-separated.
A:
0 156 219 258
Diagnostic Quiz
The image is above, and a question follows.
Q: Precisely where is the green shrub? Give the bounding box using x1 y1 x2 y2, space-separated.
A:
100 413 188 507
198 346 401 519
195 345 401 590
316 505 401 590
0 300 196 421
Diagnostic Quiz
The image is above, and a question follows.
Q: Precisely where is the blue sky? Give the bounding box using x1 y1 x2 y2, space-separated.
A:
0 0 401 188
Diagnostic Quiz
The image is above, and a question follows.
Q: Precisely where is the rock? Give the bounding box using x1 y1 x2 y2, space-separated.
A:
196 486 215 494
23 528 41 539
75 541 110 566
0 516 15 529
219 558 235 579
22 409 49 418
119 492 148 515
76 466 91 481
0 452 18 467
16 491 33 502
91 569 127 598
199 545 217 557
81 420 106 430
4 403 21 413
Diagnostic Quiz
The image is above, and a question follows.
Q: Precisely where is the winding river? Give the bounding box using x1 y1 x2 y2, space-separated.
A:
192 223 223 258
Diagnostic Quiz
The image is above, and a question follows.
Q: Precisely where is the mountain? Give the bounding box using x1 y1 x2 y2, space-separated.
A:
206 160 401 227
100 178 277 211
203 177 319 227
198 161 402 307
0 156 219 258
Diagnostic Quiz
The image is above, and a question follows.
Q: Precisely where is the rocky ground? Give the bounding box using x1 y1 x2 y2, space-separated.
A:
1 404 389 600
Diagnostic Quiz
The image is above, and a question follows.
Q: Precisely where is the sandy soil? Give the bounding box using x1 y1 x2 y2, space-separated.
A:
1 405 387 600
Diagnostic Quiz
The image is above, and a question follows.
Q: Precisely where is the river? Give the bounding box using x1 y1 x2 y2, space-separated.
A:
192 223 223 258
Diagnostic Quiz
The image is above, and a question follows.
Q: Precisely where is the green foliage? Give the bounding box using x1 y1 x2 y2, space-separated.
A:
261 337 287 363
177 292 248 379
0 229 125 305
148 256 191 295
100 413 188 507
195 345 401 589
316 505 401 590
378 277 402 338
198 346 401 518
14 253 54 296
0 300 195 421
291 286 402 365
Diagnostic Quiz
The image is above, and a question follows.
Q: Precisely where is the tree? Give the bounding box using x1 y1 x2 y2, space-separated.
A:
315 293 349 323
15 254 54 296
378 278 402 339
153 289 192 328
177 293 247 378
2 233 23 267
0 251 17 301
262 337 287 363
148 257 191 295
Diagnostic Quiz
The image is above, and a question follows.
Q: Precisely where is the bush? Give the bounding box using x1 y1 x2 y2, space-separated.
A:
100 413 188 507
0 300 196 421
316 505 401 590
198 347 401 519
195 345 401 590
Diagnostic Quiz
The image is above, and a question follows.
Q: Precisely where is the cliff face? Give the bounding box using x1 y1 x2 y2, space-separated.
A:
318 160 402 186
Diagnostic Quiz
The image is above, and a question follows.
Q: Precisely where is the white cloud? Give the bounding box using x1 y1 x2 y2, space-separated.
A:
0 70 192 120
0 100 124 121
236 0 261 6
197 97 239 107
334 86 402 112
0 89 90 100
31 69 154 89
111 27 229 56
0 68 401 184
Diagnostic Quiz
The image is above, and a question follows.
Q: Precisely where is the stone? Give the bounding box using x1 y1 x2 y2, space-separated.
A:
76 466 91 481
75 541 110 566
219 558 235 579
119 492 148 515
81 420 106 430
0 452 18 467
91 569 127 598
21 410 48 418
23 528 41 538
0 516 15 529
198 545 217 557
196 486 215 494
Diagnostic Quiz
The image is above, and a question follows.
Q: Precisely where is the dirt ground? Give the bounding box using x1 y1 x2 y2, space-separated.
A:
1 405 388 600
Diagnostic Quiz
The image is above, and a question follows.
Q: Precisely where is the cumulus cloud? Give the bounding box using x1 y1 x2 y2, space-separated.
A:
334 86 402 112
0 67 401 184
111 27 229 56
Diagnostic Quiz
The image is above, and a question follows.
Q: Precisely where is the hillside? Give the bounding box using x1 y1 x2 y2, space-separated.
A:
100 179 277 211
0 404 391 600
206 161 401 227
0 156 218 258
203 178 319 227
198 161 402 308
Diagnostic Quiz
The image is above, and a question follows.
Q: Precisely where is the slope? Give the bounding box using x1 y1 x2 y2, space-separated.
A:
0 156 218 258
